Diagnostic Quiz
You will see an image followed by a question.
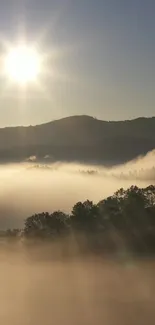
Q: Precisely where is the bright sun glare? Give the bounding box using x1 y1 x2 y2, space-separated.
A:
4 45 41 84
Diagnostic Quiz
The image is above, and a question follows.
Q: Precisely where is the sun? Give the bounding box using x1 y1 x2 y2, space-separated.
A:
4 45 41 84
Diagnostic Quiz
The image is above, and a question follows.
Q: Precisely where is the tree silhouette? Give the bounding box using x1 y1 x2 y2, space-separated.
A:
48 211 69 235
13 185 155 254
24 211 68 237
98 185 155 252
71 200 99 231
24 212 51 237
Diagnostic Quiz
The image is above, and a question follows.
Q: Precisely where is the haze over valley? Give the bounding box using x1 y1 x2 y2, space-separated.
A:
1 0 155 324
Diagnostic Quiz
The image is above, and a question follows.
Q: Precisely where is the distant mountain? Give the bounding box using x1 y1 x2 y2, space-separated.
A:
1 115 155 165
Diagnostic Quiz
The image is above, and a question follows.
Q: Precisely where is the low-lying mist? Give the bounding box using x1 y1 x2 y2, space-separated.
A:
1 251 155 325
1 150 155 325
0 149 155 229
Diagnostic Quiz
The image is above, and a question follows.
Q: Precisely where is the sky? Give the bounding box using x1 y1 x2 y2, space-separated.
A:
0 0 155 126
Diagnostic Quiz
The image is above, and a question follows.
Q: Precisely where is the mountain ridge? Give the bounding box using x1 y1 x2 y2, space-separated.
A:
2 114 155 129
0 115 155 165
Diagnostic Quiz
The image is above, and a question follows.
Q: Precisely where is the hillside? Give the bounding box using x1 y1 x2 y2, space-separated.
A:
1 115 155 165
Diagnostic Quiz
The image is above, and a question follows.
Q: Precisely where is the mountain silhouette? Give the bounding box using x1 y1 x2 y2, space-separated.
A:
1 115 155 165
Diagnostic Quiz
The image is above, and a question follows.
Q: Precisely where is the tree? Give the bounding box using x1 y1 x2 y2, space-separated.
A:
24 212 51 237
24 211 69 237
48 211 69 235
98 185 155 253
71 200 99 231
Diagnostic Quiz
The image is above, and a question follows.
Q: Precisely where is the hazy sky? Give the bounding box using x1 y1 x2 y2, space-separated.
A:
0 0 155 126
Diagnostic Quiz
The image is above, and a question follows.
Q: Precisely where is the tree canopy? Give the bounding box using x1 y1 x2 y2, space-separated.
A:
2 185 155 255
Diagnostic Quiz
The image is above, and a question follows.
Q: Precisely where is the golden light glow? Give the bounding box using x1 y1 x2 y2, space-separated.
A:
0 23 73 103
4 45 41 84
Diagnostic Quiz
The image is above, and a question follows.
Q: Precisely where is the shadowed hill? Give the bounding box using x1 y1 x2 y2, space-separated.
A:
1 115 155 165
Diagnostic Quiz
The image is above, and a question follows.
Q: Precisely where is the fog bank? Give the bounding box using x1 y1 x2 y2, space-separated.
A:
0 149 155 228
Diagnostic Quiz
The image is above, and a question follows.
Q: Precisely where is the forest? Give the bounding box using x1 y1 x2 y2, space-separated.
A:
2 185 155 256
